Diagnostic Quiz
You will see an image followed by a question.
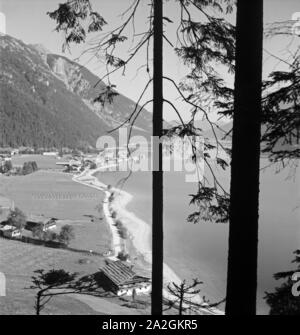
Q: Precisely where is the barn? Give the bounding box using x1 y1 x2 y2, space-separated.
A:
101 260 151 296
26 214 57 232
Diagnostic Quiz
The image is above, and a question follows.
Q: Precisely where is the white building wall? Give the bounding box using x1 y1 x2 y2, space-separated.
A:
117 284 151 296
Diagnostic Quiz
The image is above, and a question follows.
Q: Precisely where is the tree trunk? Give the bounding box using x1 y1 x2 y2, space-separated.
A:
36 292 42 315
151 0 163 315
225 0 263 315
179 284 184 315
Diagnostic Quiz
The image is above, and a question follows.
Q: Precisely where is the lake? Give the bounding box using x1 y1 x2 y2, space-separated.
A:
97 158 300 314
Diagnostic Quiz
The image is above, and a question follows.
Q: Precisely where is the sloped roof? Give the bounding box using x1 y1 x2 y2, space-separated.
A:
0 225 16 231
27 214 57 224
101 260 150 287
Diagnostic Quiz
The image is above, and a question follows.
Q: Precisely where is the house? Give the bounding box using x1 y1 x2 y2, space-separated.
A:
101 260 151 296
56 159 81 169
0 225 22 238
3 227 21 238
26 215 57 232
11 149 19 156
43 152 58 157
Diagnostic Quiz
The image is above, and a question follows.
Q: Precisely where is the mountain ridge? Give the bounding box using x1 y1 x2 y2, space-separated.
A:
0 34 152 149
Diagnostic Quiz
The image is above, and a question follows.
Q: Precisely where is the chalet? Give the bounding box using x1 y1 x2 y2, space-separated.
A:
11 149 19 156
43 152 58 157
26 215 57 232
101 260 151 296
56 159 81 169
3 228 21 238
0 225 22 238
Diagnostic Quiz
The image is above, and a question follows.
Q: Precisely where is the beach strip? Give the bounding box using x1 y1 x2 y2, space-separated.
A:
72 166 223 315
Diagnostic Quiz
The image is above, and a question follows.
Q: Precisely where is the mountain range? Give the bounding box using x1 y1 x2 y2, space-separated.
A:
0 34 152 150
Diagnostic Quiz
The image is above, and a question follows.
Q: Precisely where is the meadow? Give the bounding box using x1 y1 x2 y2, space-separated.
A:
11 154 65 170
0 237 105 315
0 170 112 253
0 161 114 314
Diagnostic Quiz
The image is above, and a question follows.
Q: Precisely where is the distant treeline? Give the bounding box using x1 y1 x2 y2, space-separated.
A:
22 161 38 175
0 160 38 175
0 147 100 155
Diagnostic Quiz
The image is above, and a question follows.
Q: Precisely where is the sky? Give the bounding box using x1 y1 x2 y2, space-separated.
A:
0 0 300 122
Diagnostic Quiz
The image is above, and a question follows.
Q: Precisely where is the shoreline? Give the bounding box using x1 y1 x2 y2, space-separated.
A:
72 166 223 315
72 168 183 283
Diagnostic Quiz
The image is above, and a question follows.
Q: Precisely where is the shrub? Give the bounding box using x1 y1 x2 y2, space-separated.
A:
119 229 128 239
58 224 75 245
108 193 115 203
0 160 13 173
117 251 129 261
118 226 128 239
114 220 128 239
32 224 44 240
22 161 38 175
43 230 58 242
115 220 122 228
7 207 27 229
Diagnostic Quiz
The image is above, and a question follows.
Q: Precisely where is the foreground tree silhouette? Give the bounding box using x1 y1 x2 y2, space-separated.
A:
264 250 300 315
165 279 225 315
31 269 78 315
166 279 203 315
151 0 163 315
30 269 103 315
225 0 263 315
262 25 300 166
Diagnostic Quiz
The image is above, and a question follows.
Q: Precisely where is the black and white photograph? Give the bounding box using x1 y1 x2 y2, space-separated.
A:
0 0 299 319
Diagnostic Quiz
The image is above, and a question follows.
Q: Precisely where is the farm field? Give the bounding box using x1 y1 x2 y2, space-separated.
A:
11 154 64 170
0 167 151 315
0 170 111 253
0 237 105 315
0 169 116 314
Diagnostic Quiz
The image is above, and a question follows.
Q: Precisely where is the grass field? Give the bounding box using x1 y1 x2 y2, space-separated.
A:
0 170 111 253
11 154 64 170
0 169 114 314
0 167 152 315
0 237 105 315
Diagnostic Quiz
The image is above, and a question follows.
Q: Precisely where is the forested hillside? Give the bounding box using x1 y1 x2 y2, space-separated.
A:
0 35 152 149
